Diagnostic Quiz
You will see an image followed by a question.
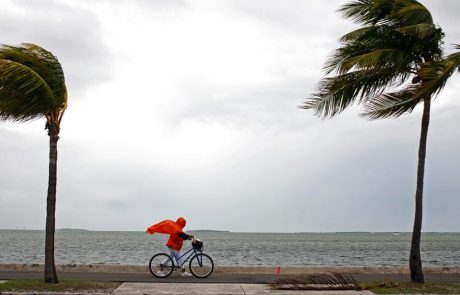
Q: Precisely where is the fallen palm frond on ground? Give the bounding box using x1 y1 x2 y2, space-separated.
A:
270 272 359 290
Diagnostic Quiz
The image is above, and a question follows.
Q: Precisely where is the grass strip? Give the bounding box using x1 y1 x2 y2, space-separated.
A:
363 281 460 294
0 279 120 293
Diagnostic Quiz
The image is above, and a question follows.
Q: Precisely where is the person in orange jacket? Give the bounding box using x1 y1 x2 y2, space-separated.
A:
168 217 194 276
147 217 194 276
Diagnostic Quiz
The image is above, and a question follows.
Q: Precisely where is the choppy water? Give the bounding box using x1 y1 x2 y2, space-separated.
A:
0 230 459 267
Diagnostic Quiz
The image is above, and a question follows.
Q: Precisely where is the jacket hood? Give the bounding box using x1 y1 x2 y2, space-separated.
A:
176 217 186 228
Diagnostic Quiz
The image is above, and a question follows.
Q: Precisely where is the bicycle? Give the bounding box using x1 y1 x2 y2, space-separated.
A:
148 238 214 278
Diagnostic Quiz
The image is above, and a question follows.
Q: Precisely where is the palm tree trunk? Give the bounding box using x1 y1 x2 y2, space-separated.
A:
410 97 431 283
44 126 59 283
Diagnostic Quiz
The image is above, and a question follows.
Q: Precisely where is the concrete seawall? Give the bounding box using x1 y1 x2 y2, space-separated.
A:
1 264 459 274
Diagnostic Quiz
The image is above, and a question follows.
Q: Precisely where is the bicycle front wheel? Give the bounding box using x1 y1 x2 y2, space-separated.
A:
189 253 214 278
149 253 174 278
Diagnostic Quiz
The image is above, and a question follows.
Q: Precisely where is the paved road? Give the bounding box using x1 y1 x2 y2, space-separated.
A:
1 271 460 283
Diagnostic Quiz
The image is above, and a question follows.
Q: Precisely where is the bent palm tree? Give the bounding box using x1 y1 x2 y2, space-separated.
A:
0 43 67 283
302 0 460 283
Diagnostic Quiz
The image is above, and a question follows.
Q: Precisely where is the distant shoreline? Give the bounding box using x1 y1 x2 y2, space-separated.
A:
1 264 459 274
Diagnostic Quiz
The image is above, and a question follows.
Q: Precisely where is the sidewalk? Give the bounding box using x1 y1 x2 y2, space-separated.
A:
112 283 375 295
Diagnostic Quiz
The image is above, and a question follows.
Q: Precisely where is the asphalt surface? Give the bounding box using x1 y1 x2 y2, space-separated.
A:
1 271 460 283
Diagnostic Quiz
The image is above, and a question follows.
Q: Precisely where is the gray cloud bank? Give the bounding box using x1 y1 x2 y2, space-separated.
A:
1 105 459 232
0 0 459 232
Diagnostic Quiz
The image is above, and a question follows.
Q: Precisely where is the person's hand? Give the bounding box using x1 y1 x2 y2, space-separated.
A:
189 235 194 240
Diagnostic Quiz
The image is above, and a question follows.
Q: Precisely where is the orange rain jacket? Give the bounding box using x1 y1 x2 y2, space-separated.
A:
146 217 189 251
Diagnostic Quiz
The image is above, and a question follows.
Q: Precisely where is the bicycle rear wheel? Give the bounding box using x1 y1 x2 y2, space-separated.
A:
149 253 174 278
189 253 214 278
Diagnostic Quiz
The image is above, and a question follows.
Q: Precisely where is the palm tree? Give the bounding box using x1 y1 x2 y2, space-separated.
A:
0 43 67 283
302 0 460 283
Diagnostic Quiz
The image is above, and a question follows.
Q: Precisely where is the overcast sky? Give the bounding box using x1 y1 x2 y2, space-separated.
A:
0 0 459 232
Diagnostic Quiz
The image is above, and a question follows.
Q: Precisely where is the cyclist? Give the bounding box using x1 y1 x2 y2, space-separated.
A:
147 217 194 276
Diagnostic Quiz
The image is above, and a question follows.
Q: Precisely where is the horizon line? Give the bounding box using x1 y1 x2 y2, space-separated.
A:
1 228 460 234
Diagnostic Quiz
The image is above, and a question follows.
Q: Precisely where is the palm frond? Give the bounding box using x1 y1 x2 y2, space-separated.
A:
339 0 372 24
302 68 408 118
362 87 421 119
390 1 433 26
398 23 436 39
0 43 67 122
340 0 433 27
270 272 358 290
327 25 418 75
339 26 374 43
417 48 460 99
339 49 409 74
339 0 393 25
0 60 55 121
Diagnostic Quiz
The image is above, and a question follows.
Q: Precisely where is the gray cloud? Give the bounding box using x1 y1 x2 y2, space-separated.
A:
0 0 113 97
219 0 353 35
176 78 318 131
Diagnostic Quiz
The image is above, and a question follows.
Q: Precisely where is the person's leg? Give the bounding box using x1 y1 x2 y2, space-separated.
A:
169 248 184 267
169 248 191 276
176 250 191 276
161 247 175 267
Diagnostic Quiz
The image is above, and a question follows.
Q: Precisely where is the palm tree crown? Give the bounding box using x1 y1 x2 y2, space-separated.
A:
0 43 67 124
302 0 459 118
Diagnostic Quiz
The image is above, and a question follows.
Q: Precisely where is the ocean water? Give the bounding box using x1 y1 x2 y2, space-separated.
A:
0 230 459 267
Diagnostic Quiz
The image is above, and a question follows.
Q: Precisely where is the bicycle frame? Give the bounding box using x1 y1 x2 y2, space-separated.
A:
169 247 203 267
